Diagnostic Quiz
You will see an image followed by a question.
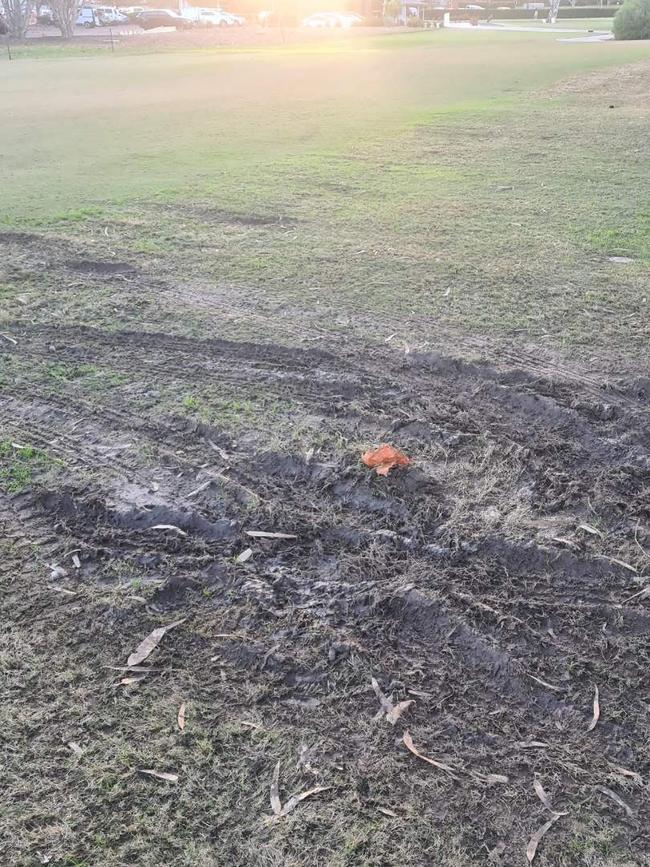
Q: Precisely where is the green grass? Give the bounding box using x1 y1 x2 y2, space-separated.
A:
0 441 59 492
0 31 648 360
1 31 646 223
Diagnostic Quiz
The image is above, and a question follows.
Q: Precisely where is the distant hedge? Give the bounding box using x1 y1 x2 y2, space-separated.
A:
487 7 616 17
430 7 619 19
613 0 650 37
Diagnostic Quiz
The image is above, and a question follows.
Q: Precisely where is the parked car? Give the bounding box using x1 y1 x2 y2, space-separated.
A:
121 5 145 19
191 8 245 27
76 6 101 26
197 8 233 26
95 6 129 24
135 9 196 28
36 4 56 24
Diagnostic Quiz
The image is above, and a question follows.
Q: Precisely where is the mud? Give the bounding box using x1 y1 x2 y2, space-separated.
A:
0 231 41 245
2 278 649 864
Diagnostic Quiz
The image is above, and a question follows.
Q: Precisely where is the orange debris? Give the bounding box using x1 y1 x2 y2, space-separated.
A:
361 444 411 476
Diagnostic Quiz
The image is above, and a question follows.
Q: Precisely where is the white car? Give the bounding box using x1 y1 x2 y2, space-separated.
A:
189 7 234 26
96 6 129 24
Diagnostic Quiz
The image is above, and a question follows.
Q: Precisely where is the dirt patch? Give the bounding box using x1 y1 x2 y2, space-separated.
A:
546 58 650 100
0 230 41 245
173 204 298 228
66 259 138 277
2 261 650 864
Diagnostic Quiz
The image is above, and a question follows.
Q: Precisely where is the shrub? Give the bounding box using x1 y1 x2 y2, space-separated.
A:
614 0 650 39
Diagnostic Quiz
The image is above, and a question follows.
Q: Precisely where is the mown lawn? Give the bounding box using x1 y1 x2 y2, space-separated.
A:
1 31 648 360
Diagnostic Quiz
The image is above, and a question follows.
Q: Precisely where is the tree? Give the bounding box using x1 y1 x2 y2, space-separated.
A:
547 0 561 23
4 0 34 38
50 0 77 37
614 0 650 37
383 0 401 21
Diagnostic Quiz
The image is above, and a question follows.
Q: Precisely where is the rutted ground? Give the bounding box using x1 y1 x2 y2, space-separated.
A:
1 275 649 864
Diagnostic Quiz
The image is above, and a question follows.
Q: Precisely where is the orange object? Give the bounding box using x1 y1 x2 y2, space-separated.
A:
361 444 410 476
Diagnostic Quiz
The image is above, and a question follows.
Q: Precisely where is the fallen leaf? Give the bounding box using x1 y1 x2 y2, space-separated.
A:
118 675 146 686
177 702 186 731
235 548 253 564
361 444 410 476
245 530 297 540
533 779 554 811
138 769 178 783
127 618 186 667
623 586 650 603
597 786 634 817
279 786 331 816
371 676 393 716
148 524 188 537
207 440 230 460
552 536 580 550
596 555 637 574
386 700 414 726
578 523 603 538
109 665 166 672
402 730 459 779
186 479 214 499
608 764 642 784
587 685 600 732
527 674 565 692
473 772 509 785
370 678 413 725
270 761 282 816
526 812 565 863
268 761 330 818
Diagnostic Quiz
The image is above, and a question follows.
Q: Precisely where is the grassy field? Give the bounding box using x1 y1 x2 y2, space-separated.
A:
1 29 649 867
2 30 648 356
